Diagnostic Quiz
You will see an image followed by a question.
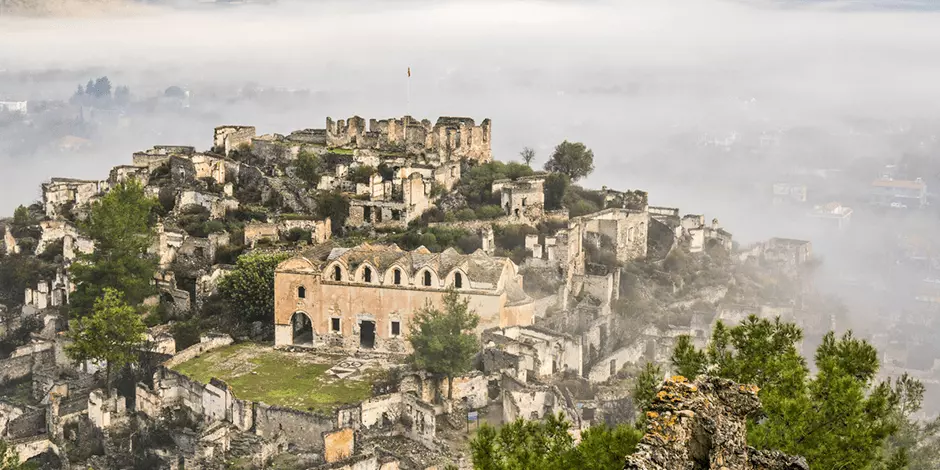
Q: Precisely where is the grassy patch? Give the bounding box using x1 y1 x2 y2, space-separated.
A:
327 148 355 155
172 343 375 413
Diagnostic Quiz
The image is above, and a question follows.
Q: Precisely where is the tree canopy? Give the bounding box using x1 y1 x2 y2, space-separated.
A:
470 412 642 470
218 251 290 323
408 290 479 399
294 151 322 187
543 141 594 181
670 315 926 469
520 147 536 167
66 288 146 396
70 179 157 315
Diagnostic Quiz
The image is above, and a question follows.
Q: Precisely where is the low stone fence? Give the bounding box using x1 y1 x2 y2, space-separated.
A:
163 333 233 368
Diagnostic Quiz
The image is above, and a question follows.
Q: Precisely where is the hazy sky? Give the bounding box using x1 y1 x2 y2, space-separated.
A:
2 0 940 241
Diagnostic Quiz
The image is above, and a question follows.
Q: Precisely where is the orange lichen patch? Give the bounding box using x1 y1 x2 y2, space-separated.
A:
647 411 659 419
670 375 689 383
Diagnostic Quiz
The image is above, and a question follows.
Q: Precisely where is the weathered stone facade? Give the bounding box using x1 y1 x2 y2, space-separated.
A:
274 243 534 351
213 126 256 156
493 175 546 224
326 116 491 163
41 178 106 218
624 376 808 470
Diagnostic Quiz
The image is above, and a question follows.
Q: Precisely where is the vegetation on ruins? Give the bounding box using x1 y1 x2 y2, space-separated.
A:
0 438 33 470
543 140 595 182
459 161 534 209
66 288 146 397
70 179 157 316
386 226 480 254
347 164 377 185
408 290 480 400
0 252 57 309
294 151 322 187
670 316 938 470
172 342 375 413
543 173 569 211
313 190 350 234
218 252 290 323
470 412 642 470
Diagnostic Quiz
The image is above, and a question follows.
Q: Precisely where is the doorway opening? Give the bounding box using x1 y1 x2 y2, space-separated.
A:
360 320 376 349
291 312 314 346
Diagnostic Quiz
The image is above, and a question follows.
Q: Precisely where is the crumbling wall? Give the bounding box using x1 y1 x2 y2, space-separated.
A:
323 427 355 463
624 376 808 470
254 403 335 451
0 353 42 385
5 407 46 440
214 126 256 156
494 176 545 224
244 222 279 247
177 190 239 219
163 333 233 368
41 178 106 219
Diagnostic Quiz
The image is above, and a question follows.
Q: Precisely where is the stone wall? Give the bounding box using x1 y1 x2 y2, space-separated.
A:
0 353 41 385
5 408 46 439
254 403 335 451
323 427 355 463
163 334 233 368
214 126 256 156
177 190 239 219
41 178 106 219
587 341 646 382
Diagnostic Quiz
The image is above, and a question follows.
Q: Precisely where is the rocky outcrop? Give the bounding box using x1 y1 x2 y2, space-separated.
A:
624 376 808 470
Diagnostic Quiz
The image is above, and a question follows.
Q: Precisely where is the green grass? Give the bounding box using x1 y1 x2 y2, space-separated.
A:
327 148 355 155
172 343 374 413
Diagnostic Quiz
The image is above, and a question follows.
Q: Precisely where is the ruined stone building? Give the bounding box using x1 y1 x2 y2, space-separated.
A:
41 178 107 219
274 242 534 351
326 115 492 163
213 125 256 156
492 174 547 224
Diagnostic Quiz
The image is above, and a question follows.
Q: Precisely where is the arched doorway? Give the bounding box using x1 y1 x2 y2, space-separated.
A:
291 312 315 346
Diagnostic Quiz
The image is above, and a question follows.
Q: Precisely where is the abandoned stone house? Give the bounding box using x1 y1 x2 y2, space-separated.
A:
492 174 546 224
273 242 534 351
347 171 433 229
41 178 108 219
213 125 256 156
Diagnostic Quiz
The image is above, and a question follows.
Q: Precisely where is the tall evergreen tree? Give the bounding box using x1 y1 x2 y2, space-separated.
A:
70 179 157 315
408 290 479 399
66 288 146 397
670 316 919 469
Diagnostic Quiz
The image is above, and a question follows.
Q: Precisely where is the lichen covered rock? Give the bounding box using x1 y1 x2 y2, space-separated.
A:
624 376 808 470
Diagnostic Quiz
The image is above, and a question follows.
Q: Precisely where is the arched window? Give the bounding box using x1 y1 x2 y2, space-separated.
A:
423 271 432 287
298 286 306 299
454 272 463 289
334 266 342 281
364 266 372 283
393 269 402 285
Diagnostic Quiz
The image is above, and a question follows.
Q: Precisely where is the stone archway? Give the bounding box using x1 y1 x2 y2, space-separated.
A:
290 311 315 347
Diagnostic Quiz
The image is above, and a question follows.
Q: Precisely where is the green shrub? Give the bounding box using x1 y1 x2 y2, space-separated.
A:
455 208 477 221
347 165 376 185
475 205 504 220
